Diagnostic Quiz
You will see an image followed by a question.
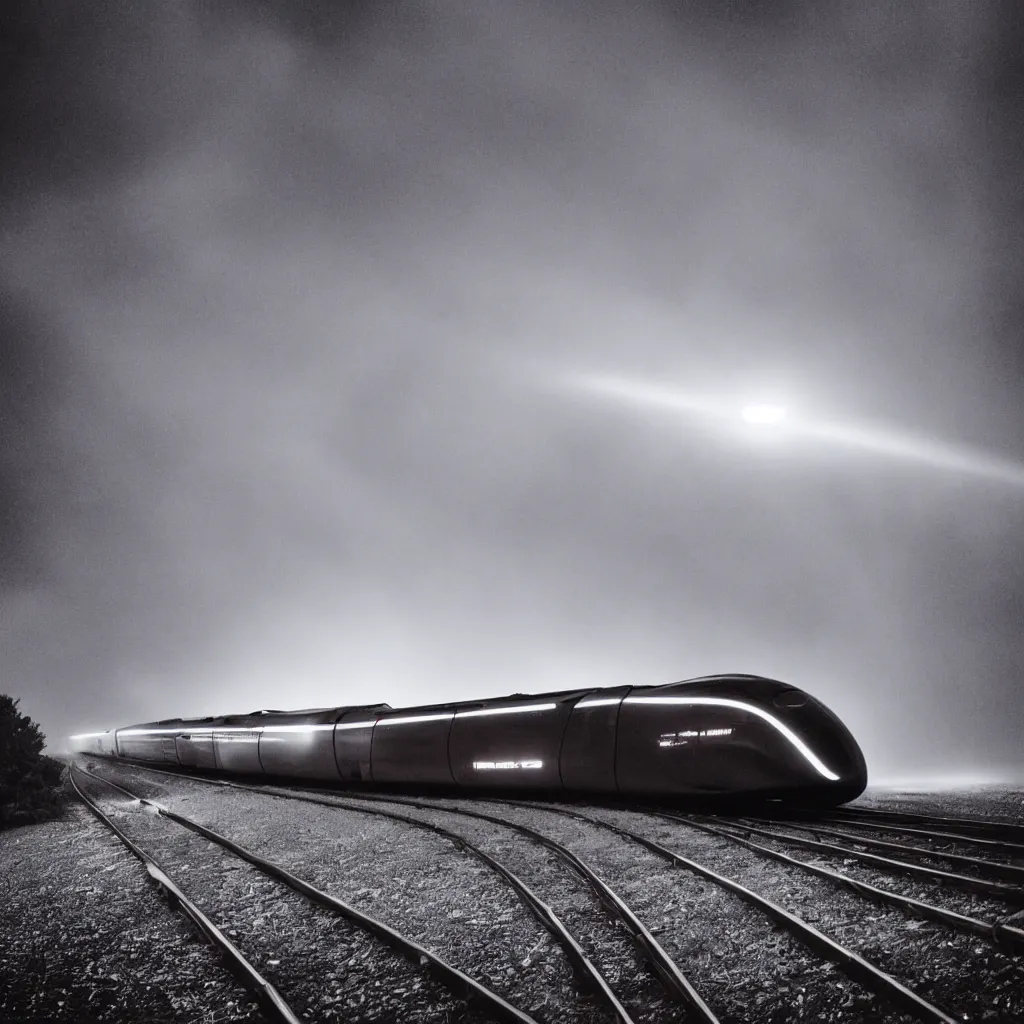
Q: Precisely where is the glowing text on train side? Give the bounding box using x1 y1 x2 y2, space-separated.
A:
472 760 544 770
658 727 734 747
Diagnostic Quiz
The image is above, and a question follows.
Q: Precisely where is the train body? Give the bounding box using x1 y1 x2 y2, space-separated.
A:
70 674 868 804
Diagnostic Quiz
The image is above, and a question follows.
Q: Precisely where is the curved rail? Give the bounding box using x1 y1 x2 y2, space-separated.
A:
652 811 1024 955
826 806 1024 844
494 800 973 1024
70 765 303 1024
743 817 1024 884
708 817 1024 905
791 814 1024 859
98 759 718 1023
304 790 718 1023
73 765 541 1024
191 786 641 1024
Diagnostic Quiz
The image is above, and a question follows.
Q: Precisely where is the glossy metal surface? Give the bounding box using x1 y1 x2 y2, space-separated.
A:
77 674 867 804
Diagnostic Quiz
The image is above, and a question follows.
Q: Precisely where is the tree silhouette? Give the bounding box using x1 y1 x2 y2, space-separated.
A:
0 695 65 828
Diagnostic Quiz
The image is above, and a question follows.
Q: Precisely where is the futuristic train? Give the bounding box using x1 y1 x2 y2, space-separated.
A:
70 674 868 805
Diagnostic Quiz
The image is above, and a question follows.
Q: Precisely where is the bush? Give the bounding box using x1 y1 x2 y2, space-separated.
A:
0 695 68 829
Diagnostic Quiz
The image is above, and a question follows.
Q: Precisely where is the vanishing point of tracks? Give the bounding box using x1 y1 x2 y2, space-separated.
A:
73 759 1024 1023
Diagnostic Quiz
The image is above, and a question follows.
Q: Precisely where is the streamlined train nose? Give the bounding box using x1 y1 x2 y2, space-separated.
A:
773 688 868 801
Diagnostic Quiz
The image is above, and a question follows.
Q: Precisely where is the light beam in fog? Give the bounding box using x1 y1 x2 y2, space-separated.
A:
741 403 788 426
576 374 1024 489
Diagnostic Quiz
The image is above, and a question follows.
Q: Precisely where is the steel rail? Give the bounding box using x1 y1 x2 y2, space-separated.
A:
307 793 717 1023
646 811 1024 955
784 814 1024 859
101 759 718 1024
155 781 644 1024
746 818 1024 884
73 764 541 1024
69 766 303 1024
307 789 720 1024
294 796 645 1024
826 806 1024 844
485 798 964 1024
705 818 1024 905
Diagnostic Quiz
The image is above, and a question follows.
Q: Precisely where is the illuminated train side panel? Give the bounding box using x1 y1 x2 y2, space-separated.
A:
116 722 181 765
449 692 588 789
256 709 344 781
72 675 868 803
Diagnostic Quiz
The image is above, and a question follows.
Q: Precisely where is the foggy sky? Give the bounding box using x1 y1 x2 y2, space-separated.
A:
3 1 1023 781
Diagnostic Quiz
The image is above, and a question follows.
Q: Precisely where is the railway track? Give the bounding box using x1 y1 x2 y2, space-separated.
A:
823 805 1024 844
81 759 1024 1022
79 761 712 1024
746 816 1024 884
569 803 1024 1021
674 812 1024 950
69 766 301 1024
71 764 542 1024
779 812 1024 860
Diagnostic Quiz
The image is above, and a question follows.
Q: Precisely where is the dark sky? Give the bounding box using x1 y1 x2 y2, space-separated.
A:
2 1 1023 782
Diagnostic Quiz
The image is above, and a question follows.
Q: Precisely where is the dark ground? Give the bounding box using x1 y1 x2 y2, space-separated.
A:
1 778 1021 1023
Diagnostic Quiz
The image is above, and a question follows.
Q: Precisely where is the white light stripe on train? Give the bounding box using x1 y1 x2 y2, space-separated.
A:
623 696 840 780
575 698 623 709
374 712 455 727
455 703 557 718
118 703 562 738
259 724 335 733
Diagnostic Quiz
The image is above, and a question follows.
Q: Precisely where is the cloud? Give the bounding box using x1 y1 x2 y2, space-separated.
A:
1 1 1020 779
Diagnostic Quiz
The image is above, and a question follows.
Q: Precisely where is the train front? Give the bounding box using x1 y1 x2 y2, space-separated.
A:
615 675 867 805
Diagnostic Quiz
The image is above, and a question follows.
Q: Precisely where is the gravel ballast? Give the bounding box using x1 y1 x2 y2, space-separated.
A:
6 762 1021 1023
0 803 262 1023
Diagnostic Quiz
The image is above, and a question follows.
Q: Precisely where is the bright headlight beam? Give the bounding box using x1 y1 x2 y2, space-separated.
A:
741 403 787 425
574 373 1024 488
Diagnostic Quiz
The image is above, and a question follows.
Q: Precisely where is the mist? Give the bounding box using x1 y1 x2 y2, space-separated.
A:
3 1 1023 782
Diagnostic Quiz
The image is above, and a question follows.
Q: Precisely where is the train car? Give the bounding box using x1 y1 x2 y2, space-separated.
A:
69 674 868 804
